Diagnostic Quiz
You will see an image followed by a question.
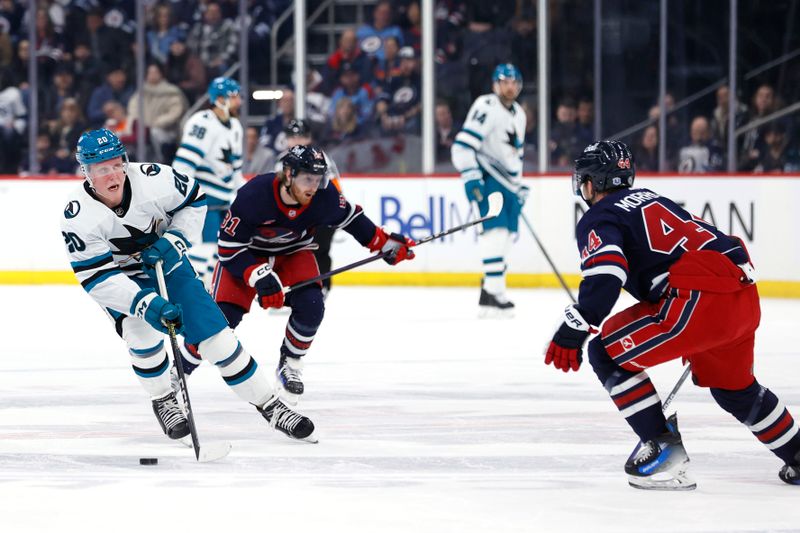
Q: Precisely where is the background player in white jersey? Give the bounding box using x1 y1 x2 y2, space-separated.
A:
173 77 244 286
61 129 315 442
451 63 528 316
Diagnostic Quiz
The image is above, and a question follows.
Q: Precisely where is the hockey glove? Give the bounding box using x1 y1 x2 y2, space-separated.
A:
131 289 184 335
142 231 189 276
246 263 285 309
462 169 485 203
545 305 596 372
368 227 416 265
516 184 530 206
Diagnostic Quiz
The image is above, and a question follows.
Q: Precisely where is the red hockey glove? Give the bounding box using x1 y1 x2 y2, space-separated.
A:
246 263 285 309
368 227 417 265
544 305 596 372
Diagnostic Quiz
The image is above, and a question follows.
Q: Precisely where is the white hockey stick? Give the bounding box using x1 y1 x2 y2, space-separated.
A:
155 260 231 463
285 192 504 294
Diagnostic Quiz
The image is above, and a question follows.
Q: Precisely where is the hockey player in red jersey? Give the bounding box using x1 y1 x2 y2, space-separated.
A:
544 140 800 489
179 144 415 405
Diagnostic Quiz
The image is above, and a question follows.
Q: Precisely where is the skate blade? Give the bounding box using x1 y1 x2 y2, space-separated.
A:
197 441 232 462
478 306 515 319
178 436 193 448
628 472 696 491
295 431 318 444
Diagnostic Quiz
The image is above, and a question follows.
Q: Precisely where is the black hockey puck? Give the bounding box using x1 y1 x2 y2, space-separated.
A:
139 457 158 465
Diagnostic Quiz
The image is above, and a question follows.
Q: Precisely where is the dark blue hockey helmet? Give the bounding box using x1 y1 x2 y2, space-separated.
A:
76 128 128 179
207 77 240 103
572 140 635 196
280 144 331 189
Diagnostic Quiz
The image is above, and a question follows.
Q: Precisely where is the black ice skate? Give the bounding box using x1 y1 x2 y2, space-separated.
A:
152 391 190 440
258 395 317 443
625 413 696 491
276 354 304 403
779 450 800 485
478 288 515 318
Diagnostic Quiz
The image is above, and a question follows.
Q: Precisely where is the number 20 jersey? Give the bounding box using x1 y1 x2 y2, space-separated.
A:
575 187 750 325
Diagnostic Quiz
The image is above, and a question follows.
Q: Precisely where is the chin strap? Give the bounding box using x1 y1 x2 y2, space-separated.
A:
214 97 231 121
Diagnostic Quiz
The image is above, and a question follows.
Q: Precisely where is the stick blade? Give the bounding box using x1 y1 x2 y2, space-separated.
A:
197 441 232 463
486 192 504 218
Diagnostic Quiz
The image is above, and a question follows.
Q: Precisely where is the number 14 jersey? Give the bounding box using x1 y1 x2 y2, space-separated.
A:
575 187 750 325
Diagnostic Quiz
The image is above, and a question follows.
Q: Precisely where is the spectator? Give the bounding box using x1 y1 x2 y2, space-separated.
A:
678 116 724 173
0 68 26 173
576 97 594 148
635 125 659 172
435 99 460 162
243 125 273 175
84 8 132 72
147 3 185 65
754 123 800 172
323 97 364 145
48 97 86 162
549 98 580 168
187 1 238 79
324 28 372 94
647 92 683 168
710 84 746 147
739 83 784 170
329 63 374 127
71 42 104 101
127 63 188 161
356 1 404 62
0 21 11 68
375 46 421 135
460 11 512 102
373 36 401 94
41 62 79 125
402 2 422 54
260 88 295 158
3 39 29 89
510 1 536 84
520 97 538 148
0 0 24 38
164 38 206 102
102 99 144 152
86 67 133 127
22 130 60 174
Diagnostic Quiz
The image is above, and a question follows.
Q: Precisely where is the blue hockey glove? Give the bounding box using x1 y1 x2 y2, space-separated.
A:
462 169 485 203
131 289 184 335
516 184 530 206
142 231 189 276
544 305 596 372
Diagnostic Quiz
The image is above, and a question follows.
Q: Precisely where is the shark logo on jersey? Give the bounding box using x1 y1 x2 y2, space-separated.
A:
219 145 235 166
140 164 161 176
64 200 81 219
108 218 162 260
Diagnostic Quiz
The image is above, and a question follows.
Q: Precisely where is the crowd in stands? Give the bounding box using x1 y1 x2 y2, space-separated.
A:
0 0 798 175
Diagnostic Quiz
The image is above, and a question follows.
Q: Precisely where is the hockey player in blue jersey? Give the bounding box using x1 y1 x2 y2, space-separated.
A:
173 77 244 287
545 140 800 488
61 129 317 443
451 63 527 316
178 145 416 405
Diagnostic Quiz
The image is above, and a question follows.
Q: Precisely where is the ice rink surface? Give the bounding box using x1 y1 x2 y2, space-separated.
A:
1 285 798 532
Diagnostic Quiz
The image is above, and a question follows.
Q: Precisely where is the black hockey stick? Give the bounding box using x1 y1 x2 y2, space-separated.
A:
519 212 576 304
154 261 231 462
285 192 505 294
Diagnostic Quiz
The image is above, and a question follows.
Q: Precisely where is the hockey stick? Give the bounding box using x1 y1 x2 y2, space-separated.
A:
519 212 576 304
285 192 505 294
154 261 231 463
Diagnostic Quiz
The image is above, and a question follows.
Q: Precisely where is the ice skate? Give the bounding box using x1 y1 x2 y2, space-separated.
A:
478 287 515 318
276 354 304 404
258 395 317 443
152 391 190 440
625 414 696 491
779 450 800 485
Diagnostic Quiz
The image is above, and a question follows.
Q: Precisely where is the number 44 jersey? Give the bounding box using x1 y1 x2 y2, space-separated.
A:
575 187 751 325
59 163 206 317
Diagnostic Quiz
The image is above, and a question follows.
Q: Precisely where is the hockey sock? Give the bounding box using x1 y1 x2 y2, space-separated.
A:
218 301 247 329
180 342 203 375
198 328 272 406
129 340 172 397
711 381 800 464
588 337 666 441
281 316 318 359
479 228 509 295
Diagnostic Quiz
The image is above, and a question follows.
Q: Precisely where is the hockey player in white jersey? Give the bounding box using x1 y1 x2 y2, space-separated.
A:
173 77 244 286
451 63 528 316
61 129 316 443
